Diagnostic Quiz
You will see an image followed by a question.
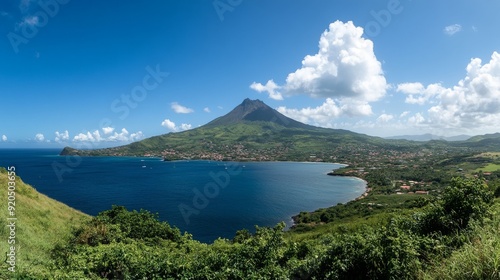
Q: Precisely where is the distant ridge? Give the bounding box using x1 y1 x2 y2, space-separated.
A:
386 133 471 142
467 132 500 142
204 98 313 129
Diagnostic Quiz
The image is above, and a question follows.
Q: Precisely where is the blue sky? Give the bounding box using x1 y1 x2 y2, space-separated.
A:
1 0 500 148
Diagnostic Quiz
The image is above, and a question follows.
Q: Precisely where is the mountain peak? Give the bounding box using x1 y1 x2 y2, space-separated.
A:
239 98 267 110
204 98 312 129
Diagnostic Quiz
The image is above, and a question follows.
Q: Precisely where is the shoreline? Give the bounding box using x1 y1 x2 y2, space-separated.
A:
288 166 369 229
327 173 370 201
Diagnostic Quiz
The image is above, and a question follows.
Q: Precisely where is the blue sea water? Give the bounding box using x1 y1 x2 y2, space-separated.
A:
0 149 366 243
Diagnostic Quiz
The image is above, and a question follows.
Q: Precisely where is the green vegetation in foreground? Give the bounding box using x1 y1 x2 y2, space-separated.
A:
0 167 89 278
422 200 500 280
290 194 428 238
3 170 500 279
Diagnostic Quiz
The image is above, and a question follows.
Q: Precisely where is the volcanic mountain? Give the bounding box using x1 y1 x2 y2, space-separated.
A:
205 98 312 129
60 98 387 160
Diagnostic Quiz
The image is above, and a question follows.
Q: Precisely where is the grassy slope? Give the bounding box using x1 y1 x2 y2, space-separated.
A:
293 198 500 279
422 198 500 279
286 194 500 279
476 163 500 172
0 167 89 278
286 194 425 243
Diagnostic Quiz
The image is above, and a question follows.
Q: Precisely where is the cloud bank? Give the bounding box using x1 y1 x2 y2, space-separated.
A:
72 128 144 143
398 51 500 134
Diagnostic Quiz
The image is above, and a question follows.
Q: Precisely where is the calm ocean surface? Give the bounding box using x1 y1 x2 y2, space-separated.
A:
0 149 366 243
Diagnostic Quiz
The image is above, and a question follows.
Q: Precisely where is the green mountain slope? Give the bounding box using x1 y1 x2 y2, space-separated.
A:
60 99 417 160
466 132 500 142
63 121 383 160
436 133 500 151
0 167 89 278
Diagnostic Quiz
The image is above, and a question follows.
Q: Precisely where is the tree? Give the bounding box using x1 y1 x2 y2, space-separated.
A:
420 177 493 235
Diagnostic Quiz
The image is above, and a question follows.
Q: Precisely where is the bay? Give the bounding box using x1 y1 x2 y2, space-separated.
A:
0 149 366 243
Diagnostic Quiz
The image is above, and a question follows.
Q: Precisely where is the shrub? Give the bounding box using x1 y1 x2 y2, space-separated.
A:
423 202 500 280
420 177 493 236
96 205 183 243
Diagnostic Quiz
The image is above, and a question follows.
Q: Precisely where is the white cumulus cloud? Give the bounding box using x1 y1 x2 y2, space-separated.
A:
283 21 386 101
171 102 194 114
107 128 128 142
1 135 7 142
35 133 45 142
397 82 448 105
73 131 99 142
277 98 342 127
400 51 500 134
161 119 192 132
55 130 70 142
102 127 115 135
251 20 386 120
408 113 426 126
129 131 144 142
180 123 192 130
72 128 143 143
400 111 410 118
204 107 211 113
250 80 283 100
443 24 462 36
377 114 394 123
161 119 177 131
